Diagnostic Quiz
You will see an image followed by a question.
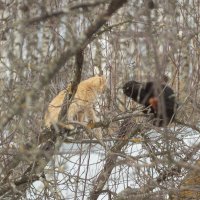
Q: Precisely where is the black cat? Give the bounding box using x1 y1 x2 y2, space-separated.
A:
123 81 177 127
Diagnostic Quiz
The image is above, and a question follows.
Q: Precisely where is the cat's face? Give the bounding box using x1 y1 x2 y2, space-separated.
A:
123 81 140 98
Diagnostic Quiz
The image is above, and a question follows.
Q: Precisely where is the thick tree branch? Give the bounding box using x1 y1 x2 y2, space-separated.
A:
58 49 84 123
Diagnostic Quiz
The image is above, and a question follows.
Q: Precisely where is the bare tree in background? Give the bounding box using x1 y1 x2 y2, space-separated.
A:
1 0 200 199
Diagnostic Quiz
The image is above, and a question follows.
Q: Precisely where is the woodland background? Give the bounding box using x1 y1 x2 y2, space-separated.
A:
0 0 200 199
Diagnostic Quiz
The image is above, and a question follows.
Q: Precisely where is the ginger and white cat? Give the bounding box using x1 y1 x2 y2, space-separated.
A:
44 76 106 128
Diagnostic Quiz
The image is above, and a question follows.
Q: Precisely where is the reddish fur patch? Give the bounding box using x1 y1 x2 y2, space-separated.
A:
149 97 158 111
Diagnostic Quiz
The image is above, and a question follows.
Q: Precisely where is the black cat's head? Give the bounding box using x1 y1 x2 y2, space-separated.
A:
122 81 141 100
